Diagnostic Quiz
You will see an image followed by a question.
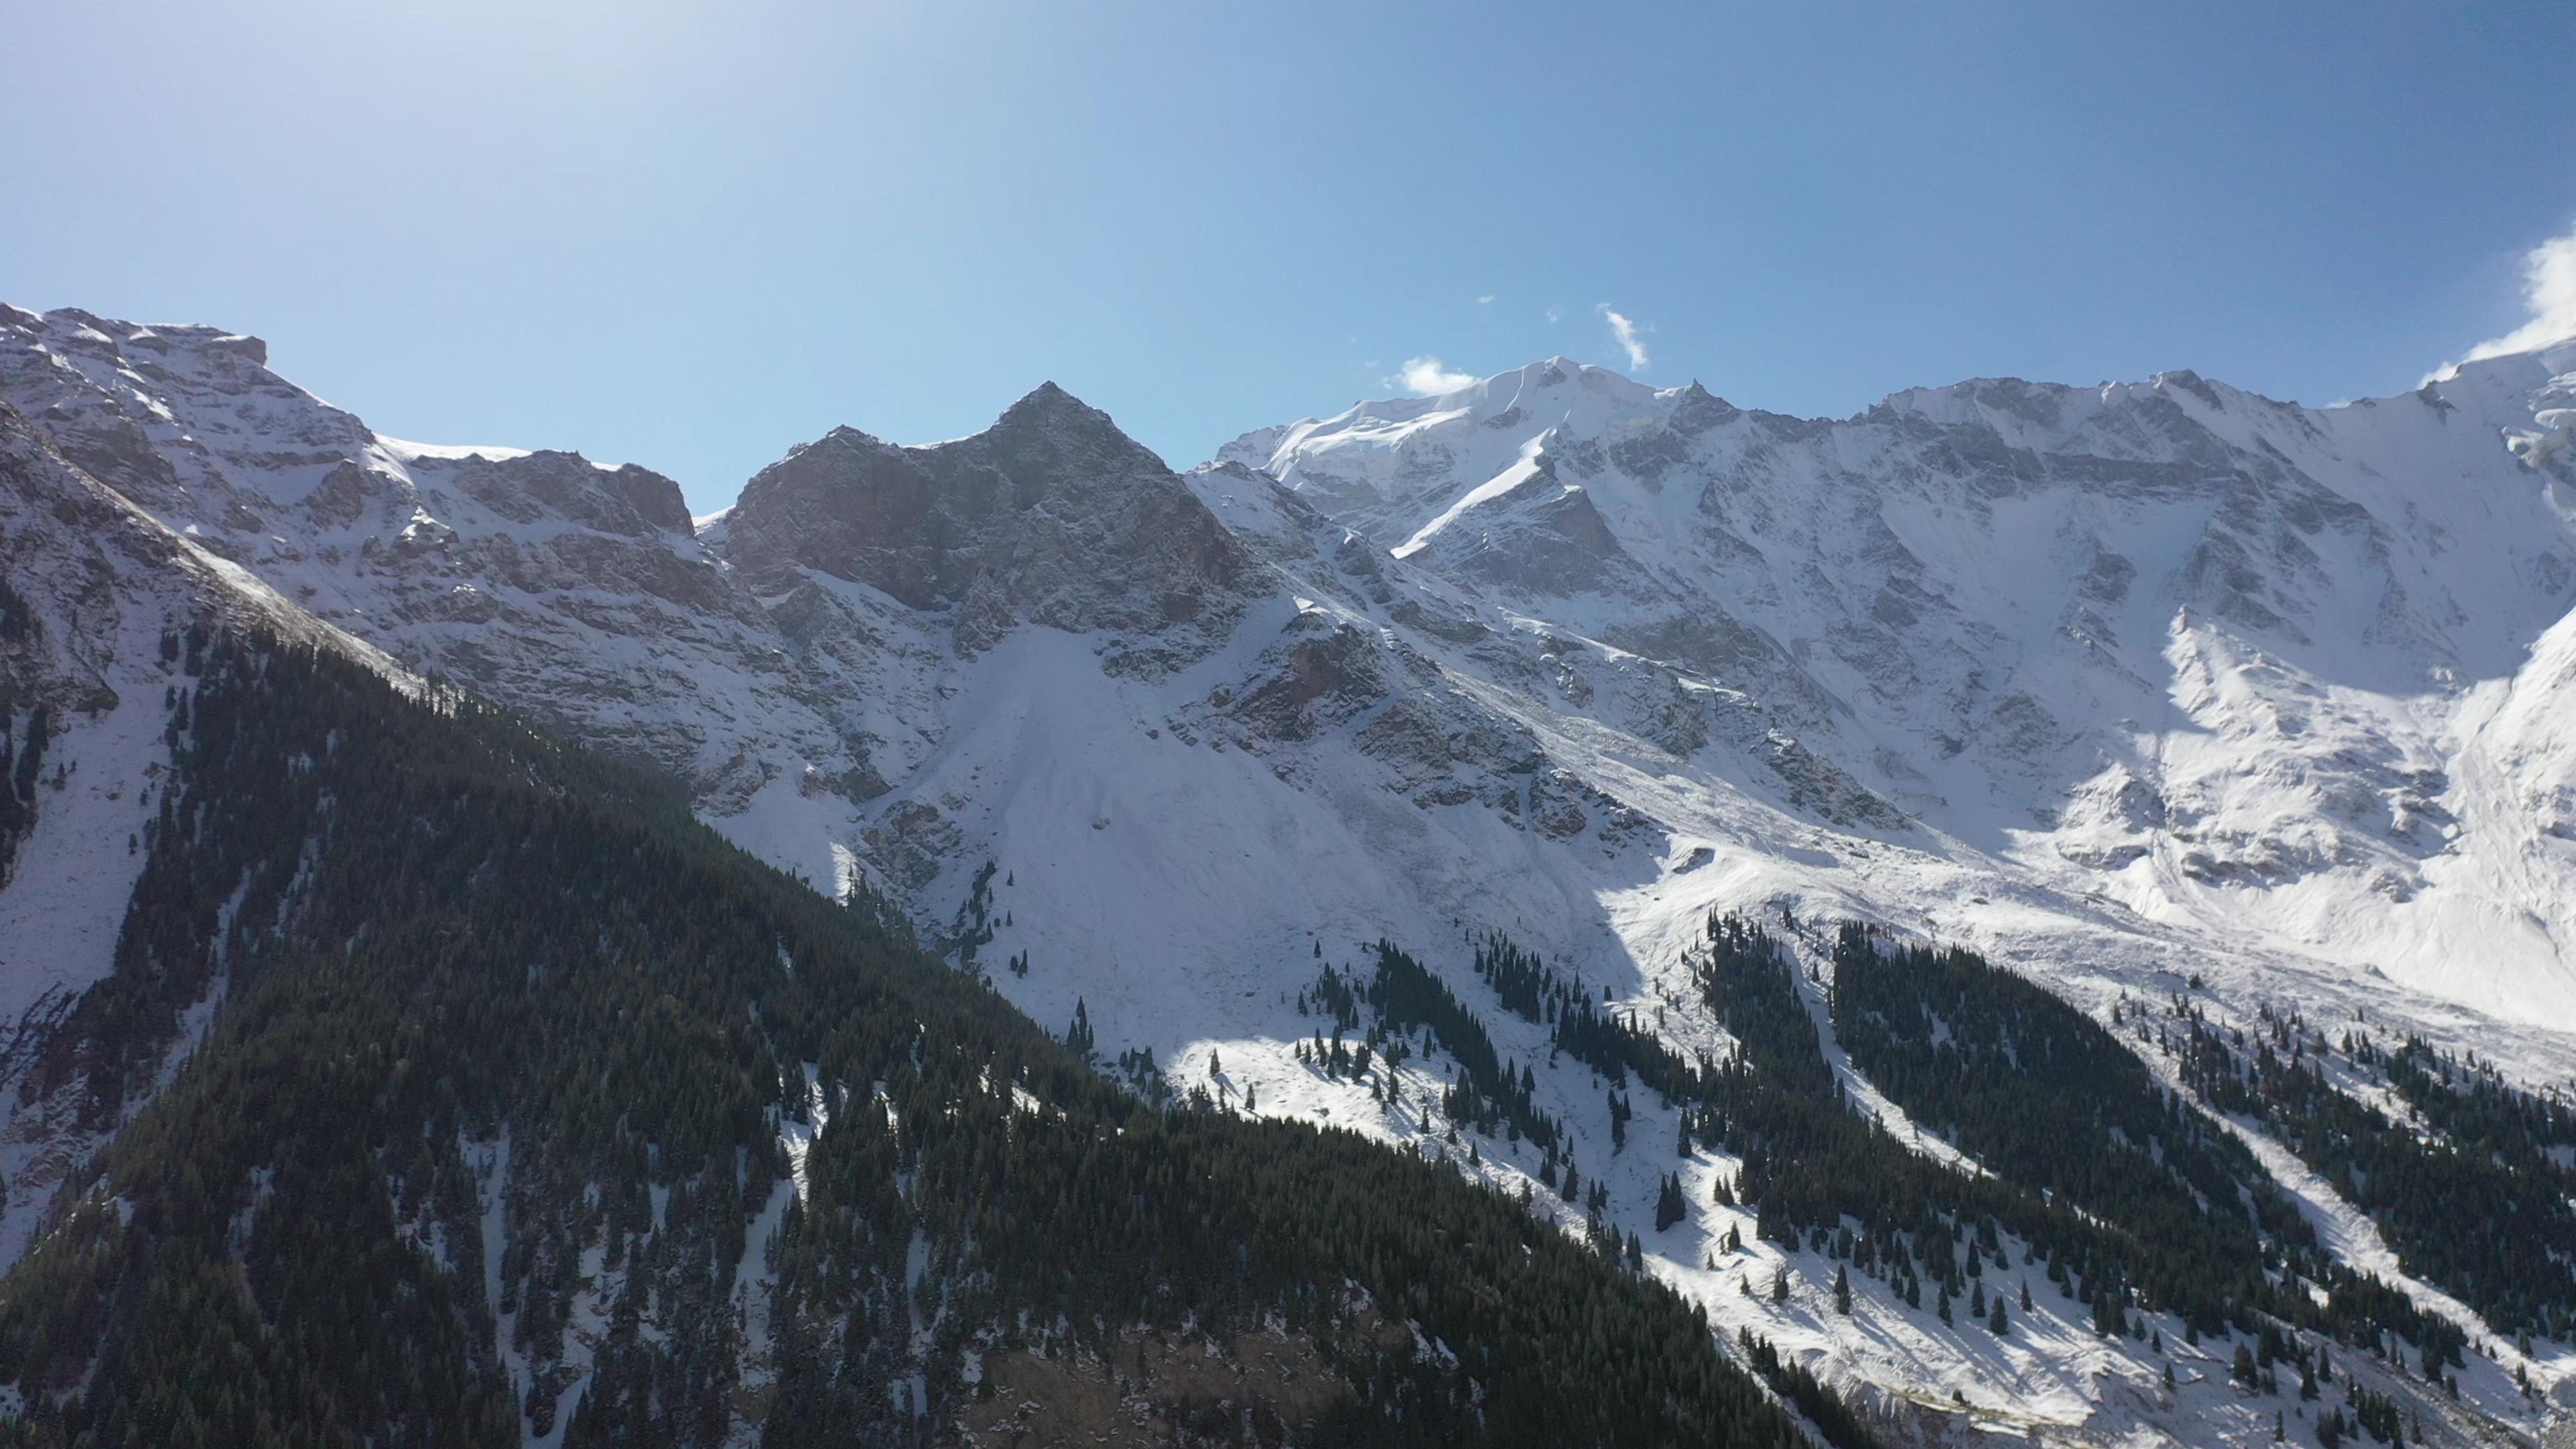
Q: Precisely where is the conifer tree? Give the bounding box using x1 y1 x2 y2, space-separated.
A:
1654 1173 1687 1232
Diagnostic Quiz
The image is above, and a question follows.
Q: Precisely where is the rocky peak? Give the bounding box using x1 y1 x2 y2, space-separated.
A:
720 386 1254 655
978 381 1177 481
1665 380 1741 435
452 450 694 537
601 462 695 535
0 304 371 527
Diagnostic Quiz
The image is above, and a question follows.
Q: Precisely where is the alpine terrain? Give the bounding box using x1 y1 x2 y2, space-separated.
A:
3 300 2573 1448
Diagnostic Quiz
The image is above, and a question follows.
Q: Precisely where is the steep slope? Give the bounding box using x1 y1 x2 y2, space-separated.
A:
1229 348 2576 1028
0 397 411 1264
0 621 1831 1449
722 382 1253 658
6 303 2575 1444
0 304 853 828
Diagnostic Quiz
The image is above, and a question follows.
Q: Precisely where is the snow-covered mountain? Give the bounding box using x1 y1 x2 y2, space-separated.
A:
1228 352 2576 1030
5 301 2574 1445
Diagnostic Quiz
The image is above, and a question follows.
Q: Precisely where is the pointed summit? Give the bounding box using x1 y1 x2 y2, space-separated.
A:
1002 378 1083 415
1666 379 1741 435
983 380 1169 479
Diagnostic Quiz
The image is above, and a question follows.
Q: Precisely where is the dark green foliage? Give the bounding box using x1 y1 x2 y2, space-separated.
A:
2175 1004 2575 1340
1470 933 1553 1024
1305 958 1363 1032
1371 943 1560 1152
1829 927 2314 1313
947 857 1000 965
1654 1174 1686 1233
1692 916 1833 1095
1737 1328 1874 1449
1475 916 2473 1368
0 631 1833 1449
2345 1383 2405 1445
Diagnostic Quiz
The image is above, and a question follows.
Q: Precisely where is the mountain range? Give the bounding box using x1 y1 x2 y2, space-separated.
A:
3 300 2573 1447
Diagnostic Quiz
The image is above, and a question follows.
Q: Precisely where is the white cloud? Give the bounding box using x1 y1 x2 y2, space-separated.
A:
1476 294 1496 305
1392 356 1477 396
2430 223 2576 381
1544 306 1564 324
1597 304 1650 370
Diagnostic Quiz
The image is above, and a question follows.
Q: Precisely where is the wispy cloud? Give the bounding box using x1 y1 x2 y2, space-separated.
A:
2430 222 2576 381
1476 294 1496 305
1544 306 1564 324
1597 304 1650 370
1392 356 1477 395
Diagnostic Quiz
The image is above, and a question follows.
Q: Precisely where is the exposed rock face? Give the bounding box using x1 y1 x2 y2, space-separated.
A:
11 302 2576 1444
0 305 794 788
722 384 1254 657
1230 345 2576 1022
1229 623 1387 743
21 306 2576 1046
1399 454 1644 597
0 314 1263 822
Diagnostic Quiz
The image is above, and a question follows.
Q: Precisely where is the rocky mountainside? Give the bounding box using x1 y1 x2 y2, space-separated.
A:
722 382 1255 657
4 301 2574 1446
1228 352 2576 1028
0 390 417 1264
0 584 1811 1449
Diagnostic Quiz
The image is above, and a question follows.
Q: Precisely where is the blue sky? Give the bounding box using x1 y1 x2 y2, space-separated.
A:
7 1 2573 513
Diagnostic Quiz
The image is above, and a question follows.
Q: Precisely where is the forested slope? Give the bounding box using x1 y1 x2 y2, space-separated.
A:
0 627 1839 1449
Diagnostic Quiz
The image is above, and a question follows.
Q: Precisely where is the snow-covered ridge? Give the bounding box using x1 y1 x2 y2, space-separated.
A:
1232 341 2576 1034
7 299 2576 1443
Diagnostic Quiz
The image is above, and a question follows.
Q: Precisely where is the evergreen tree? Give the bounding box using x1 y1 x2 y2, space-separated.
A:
1654 1174 1686 1233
